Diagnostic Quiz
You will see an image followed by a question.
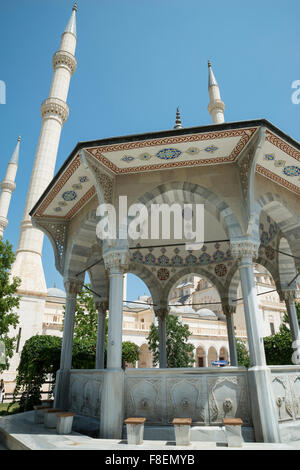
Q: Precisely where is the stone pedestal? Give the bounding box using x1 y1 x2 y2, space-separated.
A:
223 418 243 447
44 409 62 429
33 405 52 424
100 370 125 439
225 425 243 447
56 412 75 435
125 418 146 445
173 418 192 446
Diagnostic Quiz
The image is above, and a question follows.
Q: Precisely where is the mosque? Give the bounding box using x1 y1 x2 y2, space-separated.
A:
1 5 300 443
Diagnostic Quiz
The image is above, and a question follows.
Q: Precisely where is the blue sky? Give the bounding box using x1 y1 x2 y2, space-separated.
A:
0 0 300 300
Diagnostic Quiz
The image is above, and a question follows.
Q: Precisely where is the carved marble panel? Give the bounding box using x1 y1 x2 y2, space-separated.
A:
69 373 103 418
207 375 251 425
125 377 163 424
289 375 300 419
272 375 294 422
166 377 206 424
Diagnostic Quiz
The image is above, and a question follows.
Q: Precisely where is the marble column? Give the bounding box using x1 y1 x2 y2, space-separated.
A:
95 300 107 370
223 304 238 367
282 290 300 365
231 240 280 443
155 308 168 368
100 249 128 439
54 279 82 409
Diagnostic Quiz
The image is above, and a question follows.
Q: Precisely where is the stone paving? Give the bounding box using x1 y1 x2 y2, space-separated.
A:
0 411 299 451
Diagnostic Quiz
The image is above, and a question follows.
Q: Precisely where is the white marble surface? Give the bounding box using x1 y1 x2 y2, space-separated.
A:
0 412 300 450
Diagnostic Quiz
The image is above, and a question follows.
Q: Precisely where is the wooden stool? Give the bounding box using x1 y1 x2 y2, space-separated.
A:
124 418 146 445
172 418 192 446
223 418 243 447
55 412 75 435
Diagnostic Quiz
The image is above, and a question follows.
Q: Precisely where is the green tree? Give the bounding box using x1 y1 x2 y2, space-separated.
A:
147 314 195 368
122 341 140 367
71 286 98 343
0 238 20 372
12 335 96 411
236 338 250 368
263 302 300 366
12 285 140 410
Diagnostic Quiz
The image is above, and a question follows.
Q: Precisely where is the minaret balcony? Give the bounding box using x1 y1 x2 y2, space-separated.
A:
40 97 69 124
52 50 77 75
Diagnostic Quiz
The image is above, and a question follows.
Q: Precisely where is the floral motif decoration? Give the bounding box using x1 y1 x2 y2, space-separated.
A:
283 166 300 177
79 176 89 183
215 264 227 277
157 268 170 281
265 245 275 261
274 160 286 167
129 243 232 268
205 145 218 153
186 147 200 155
259 220 278 246
62 190 77 201
139 152 152 161
264 154 275 161
121 155 135 163
156 148 182 160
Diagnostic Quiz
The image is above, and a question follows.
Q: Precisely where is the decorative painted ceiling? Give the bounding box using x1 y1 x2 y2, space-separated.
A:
257 130 300 195
31 123 300 221
85 127 256 173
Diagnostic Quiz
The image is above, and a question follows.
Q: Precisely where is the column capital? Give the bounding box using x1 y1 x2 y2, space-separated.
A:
95 300 108 313
154 307 169 319
222 304 236 316
280 289 297 303
64 278 83 298
103 249 129 274
230 239 259 262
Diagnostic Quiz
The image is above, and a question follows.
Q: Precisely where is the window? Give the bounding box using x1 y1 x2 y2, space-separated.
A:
270 322 275 335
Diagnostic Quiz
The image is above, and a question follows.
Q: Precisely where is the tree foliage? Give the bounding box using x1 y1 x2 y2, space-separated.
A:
147 314 195 368
71 286 98 343
13 285 139 410
0 238 20 372
236 338 250 368
12 335 95 411
264 303 300 366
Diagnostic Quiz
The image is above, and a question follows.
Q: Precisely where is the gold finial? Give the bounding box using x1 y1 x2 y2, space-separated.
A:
73 3 77 11
208 60 211 68
18 136 21 142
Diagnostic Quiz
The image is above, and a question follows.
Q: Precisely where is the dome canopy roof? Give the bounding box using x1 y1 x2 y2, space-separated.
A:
47 287 66 298
198 308 217 317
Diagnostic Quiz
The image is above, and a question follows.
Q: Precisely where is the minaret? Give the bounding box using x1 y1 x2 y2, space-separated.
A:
11 5 78 295
0 137 21 238
207 61 225 124
173 107 183 129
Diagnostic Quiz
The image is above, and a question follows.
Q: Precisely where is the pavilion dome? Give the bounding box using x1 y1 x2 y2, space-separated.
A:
47 287 66 298
172 305 196 314
198 308 217 317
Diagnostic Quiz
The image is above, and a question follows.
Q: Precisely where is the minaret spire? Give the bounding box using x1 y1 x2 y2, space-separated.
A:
173 107 183 129
0 137 21 237
207 61 225 124
11 6 78 295
64 3 77 36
